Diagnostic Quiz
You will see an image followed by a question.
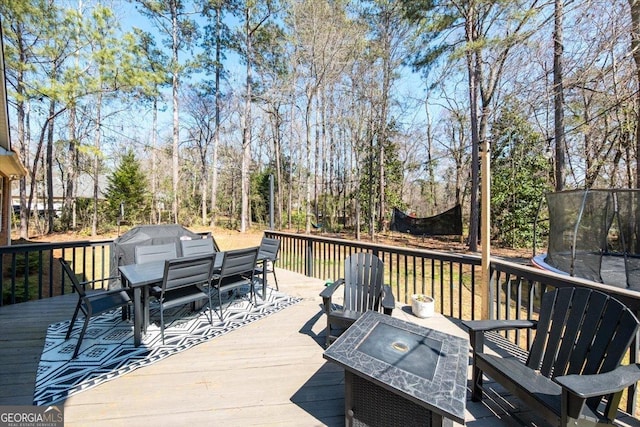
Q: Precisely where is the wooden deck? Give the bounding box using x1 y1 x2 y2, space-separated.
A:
2 268 640 426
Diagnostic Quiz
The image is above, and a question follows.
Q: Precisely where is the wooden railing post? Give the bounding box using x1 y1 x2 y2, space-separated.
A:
627 321 639 415
305 237 314 277
488 266 496 320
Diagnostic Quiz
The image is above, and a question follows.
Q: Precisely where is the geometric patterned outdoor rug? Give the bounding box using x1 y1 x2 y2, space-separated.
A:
34 286 301 406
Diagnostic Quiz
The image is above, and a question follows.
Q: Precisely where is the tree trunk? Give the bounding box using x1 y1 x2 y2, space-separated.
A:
369 127 375 241
288 98 296 229
211 129 219 227
64 105 77 230
320 91 327 230
152 98 158 223
630 0 640 187
171 0 180 223
466 5 480 252
304 86 315 234
378 7 391 234
200 160 207 225
314 96 320 227
46 98 55 233
210 3 222 228
16 80 27 239
425 94 437 208
92 94 102 236
273 105 283 229
241 5 252 233
28 117 48 229
554 0 565 191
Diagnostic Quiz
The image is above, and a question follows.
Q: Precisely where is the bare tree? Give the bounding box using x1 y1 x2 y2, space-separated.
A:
235 0 275 232
289 0 363 233
135 0 199 223
361 0 410 236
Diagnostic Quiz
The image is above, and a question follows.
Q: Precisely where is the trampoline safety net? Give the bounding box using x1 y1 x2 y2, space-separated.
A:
390 205 462 236
545 189 640 289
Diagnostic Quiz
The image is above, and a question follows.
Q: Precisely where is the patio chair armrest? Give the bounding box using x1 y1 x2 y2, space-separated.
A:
320 278 344 299
462 319 537 353
381 284 395 315
320 279 345 314
556 364 640 422
463 319 537 333
555 364 640 399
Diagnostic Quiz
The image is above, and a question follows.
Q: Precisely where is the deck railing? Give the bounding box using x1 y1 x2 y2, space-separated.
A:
265 230 640 314
264 230 640 414
0 239 114 305
5 230 640 318
4 230 640 322
1 230 640 412
266 231 483 319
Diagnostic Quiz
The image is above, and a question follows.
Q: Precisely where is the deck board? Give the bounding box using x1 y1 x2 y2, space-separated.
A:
2 268 639 426
0 292 75 406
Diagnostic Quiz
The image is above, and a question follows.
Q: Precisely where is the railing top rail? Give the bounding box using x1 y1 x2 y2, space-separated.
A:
492 257 640 312
0 231 211 253
265 230 482 265
0 239 114 253
267 230 640 312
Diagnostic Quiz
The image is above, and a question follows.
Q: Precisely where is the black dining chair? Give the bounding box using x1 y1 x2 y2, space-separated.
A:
150 254 216 344
255 237 281 291
134 242 177 264
211 247 259 320
133 243 178 332
180 238 217 257
60 258 131 359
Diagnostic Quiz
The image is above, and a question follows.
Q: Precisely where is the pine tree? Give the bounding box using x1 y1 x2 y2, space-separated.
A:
104 151 150 224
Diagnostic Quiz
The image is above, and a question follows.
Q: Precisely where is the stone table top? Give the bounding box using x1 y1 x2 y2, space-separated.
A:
323 310 468 424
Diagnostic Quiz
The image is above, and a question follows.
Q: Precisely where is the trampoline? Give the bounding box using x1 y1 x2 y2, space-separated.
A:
532 189 640 290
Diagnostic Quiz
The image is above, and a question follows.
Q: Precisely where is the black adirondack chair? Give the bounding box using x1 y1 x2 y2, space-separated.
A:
320 253 395 347
463 287 640 426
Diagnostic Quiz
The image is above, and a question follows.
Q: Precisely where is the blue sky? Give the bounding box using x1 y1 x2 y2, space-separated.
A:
114 1 429 151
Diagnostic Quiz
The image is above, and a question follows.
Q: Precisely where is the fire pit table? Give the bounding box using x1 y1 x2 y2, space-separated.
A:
323 310 468 426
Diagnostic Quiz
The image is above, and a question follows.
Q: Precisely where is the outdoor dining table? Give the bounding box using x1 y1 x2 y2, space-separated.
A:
119 260 165 347
119 251 268 347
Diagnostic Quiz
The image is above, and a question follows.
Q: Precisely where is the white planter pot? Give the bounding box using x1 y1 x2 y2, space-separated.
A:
411 294 434 318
